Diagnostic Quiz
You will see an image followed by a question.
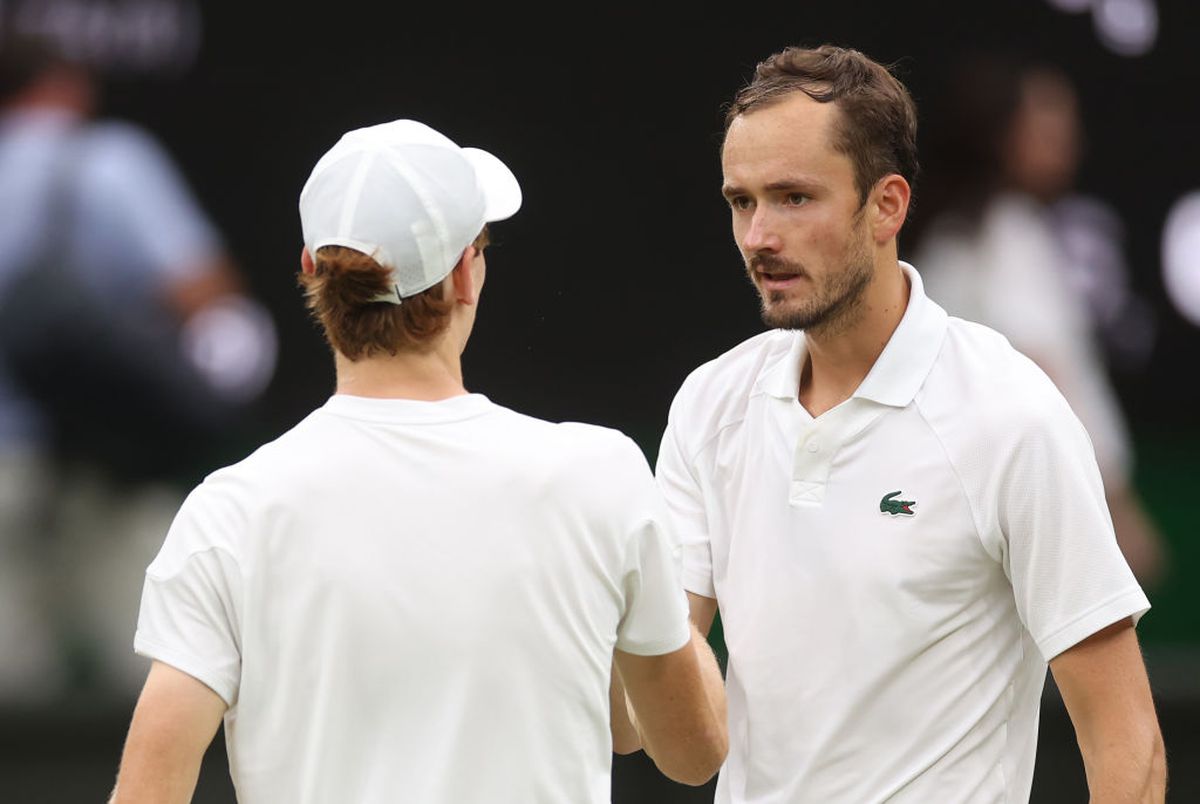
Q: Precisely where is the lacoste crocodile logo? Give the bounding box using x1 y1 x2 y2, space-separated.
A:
880 490 915 517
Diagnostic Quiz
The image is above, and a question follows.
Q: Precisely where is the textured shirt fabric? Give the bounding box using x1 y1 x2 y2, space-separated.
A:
136 393 690 804
657 262 1148 804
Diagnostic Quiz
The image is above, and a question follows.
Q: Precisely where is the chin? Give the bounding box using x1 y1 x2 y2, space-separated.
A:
762 289 799 312
761 301 818 331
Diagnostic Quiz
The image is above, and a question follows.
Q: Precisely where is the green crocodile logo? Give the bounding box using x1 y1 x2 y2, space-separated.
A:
880 491 915 516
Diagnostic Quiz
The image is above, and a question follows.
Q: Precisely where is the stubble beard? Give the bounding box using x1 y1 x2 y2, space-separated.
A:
754 223 874 338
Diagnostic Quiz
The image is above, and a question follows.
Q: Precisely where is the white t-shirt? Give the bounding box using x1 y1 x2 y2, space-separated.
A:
136 393 690 804
657 263 1148 804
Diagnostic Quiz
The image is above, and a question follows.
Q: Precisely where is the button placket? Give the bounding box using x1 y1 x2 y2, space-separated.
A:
790 422 828 506
788 399 887 508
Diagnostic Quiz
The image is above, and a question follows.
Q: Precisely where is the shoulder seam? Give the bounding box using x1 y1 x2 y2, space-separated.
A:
913 398 996 562
146 544 243 584
683 388 762 465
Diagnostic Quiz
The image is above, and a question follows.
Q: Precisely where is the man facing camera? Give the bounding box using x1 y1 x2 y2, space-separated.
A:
654 45 1164 803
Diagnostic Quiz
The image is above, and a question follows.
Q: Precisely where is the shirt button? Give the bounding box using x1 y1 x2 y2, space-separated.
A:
807 442 820 453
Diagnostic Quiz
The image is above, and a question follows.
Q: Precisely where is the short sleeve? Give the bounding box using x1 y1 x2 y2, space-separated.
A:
134 484 244 705
655 395 715 599
613 439 691 657
997 397 1149 661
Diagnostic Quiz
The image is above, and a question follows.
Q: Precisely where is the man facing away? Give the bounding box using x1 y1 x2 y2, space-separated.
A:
651 45 1165 803
110 119 726 803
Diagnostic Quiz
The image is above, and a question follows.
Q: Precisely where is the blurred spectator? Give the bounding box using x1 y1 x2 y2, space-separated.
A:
911 52 1166 587
0 34 276 706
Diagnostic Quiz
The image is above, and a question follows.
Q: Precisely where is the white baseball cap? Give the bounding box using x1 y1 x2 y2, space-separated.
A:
299 119 522 304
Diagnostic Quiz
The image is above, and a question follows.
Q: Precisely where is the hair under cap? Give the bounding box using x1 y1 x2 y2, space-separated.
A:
299 120 521 304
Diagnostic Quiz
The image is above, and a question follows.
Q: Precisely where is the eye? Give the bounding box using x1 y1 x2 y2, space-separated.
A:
784 192 809 206
727 195 752 211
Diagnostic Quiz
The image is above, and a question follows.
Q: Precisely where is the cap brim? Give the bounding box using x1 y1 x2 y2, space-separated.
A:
463 147 522 222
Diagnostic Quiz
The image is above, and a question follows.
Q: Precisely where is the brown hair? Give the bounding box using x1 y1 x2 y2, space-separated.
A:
725 44 919 205
299 228 489 360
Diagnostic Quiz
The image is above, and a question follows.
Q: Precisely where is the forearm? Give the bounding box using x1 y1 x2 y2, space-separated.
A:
1052 620 1166 804
111 662 226 804
637 625 728 783
692 627 727 742
110 752 206 804
1079 728 1166 803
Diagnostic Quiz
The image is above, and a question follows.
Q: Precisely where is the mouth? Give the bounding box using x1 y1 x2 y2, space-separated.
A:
755 269 806 292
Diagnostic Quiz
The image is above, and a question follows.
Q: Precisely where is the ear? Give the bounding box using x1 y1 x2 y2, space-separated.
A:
449 245 481 305
870 174 912 244
300 246 316 275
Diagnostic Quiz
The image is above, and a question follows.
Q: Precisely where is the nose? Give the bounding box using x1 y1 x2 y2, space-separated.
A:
741 206 783 254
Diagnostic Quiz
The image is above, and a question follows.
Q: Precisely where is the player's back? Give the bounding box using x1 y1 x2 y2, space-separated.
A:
137 393 670 803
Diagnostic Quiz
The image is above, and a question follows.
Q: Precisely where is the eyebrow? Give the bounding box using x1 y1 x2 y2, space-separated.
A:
721 178 822 198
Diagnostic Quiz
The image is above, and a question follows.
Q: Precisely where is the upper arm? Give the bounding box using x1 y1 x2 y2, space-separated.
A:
1050 618 1159 736
994 393 1149 661
611 437 691 657
136 482 245 707
655 404 716 598
112 661 227 804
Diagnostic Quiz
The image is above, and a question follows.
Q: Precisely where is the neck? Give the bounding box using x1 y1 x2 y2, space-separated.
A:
798 257 910 417
334 336 467 401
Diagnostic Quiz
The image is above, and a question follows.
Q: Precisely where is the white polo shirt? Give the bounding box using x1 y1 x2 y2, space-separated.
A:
657 262 1148 804
135 393 690 804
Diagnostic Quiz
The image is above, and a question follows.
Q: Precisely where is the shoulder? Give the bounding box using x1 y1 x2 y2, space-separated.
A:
918 317 1086 452
465 407 664 530
178 410 330 519
678 329 788 393
148 440 283 578
668 329 792 433
492 406 654 477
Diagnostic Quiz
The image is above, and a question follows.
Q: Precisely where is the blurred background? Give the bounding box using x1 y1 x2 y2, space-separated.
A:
0 0 1196 801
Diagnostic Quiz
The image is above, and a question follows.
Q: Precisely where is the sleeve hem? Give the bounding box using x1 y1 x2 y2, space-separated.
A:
1036 586 1151 661
682 569 716 599
616 623 691 657
134 631 238 707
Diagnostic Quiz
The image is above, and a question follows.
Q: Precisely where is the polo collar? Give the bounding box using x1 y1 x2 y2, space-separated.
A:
759 262 948 407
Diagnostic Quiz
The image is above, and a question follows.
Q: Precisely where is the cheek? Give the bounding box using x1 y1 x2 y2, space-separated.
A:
800 216 842 253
